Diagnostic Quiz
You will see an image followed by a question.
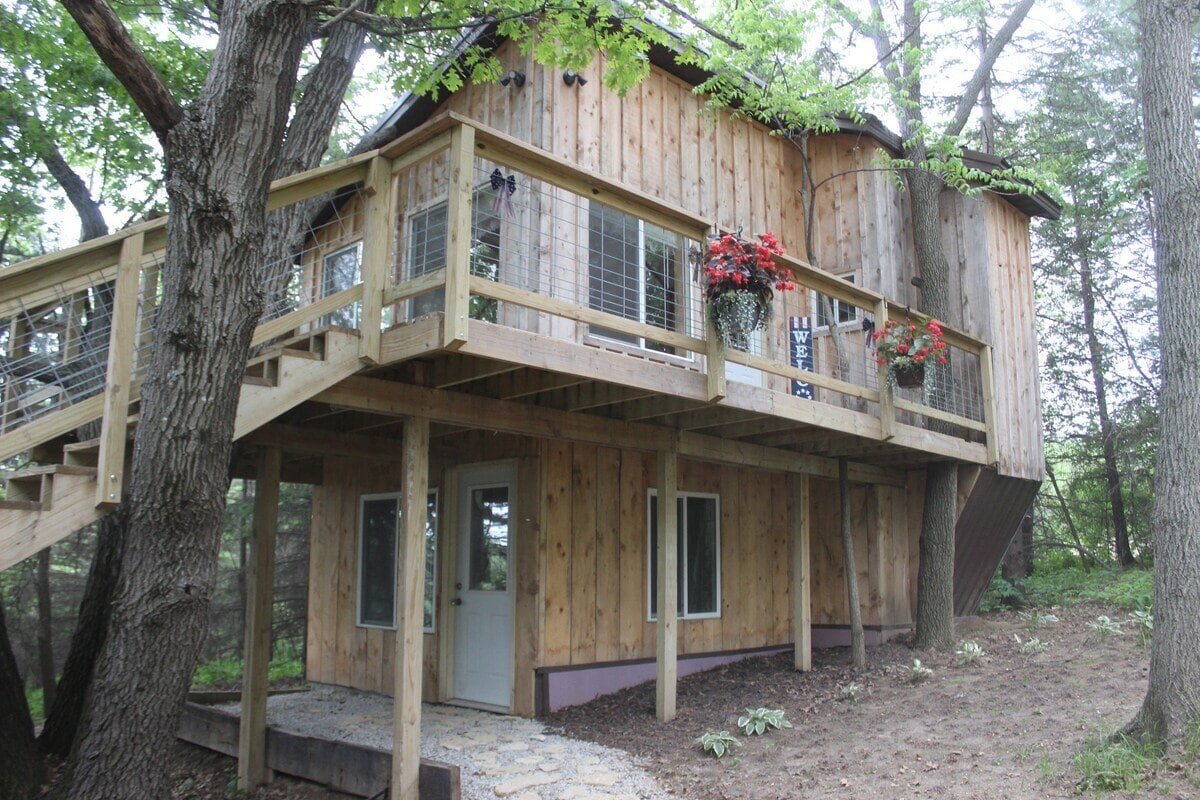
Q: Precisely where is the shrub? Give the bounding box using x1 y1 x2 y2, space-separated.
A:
901 659 933 684
1086 615 1122 642
1014 634 1049 655
1018 566 1153 611
955 641 984 666
737 707 792 736
1128 609 1153 646
695 731 741 758
1074 734 1162 793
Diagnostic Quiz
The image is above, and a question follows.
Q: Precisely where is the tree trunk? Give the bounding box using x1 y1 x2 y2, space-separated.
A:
839 458 865 668
1127 0 1200 745
59 3 314 797
1079 248 1135 566
907 165 958 650
35 547 57 713
0 596 42 800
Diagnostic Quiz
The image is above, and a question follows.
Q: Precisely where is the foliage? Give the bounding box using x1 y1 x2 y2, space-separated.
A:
1086 615 1122 642
24 686 42 722
695 730 741 758
703 232 792 347
955 641 984 666
872 317 948 384
1073 733 1163 793
191 656 305 690
901 659 933 684
983 565 1154 611
1129 609 1153 646
978 574 1025 612
838 682 872 703
1014 634 1049 655
737 707 793 736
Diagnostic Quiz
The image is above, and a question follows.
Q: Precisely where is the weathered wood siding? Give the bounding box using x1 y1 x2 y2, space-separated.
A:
306 431 921 711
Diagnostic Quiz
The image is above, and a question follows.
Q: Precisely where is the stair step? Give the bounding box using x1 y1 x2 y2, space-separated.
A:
63 439 101 467
0 499 43 512
242 375 275 387
280 347 322 361
6 463 97 480
6 473 48 503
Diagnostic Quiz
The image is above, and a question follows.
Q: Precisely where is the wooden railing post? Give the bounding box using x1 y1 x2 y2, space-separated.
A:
874 299 894 442
358 156 396 364
443 123 476 350
705 315 726 402
95 232 143 509
980 344 999 466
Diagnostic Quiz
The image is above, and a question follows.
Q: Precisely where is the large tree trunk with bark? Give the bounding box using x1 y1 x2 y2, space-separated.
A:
907 165 958 650
59 2 314 796
0 596 43 800
1079 248 1134 566
35 548 57 712
1127 0 1200 744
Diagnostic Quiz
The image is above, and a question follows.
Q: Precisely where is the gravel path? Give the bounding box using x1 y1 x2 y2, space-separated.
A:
220 684 668 800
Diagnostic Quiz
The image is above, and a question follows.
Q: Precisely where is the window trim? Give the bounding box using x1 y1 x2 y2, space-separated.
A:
811 270 861 332
645 489 722 622
355 489 440 634
587 206 694 360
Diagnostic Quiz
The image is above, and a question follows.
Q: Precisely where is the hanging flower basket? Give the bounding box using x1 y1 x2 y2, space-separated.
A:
703 232 794 349
873 316 949 389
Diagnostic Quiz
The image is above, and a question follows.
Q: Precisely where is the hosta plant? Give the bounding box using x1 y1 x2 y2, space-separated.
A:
838 682 873 703
1129 609 1153 646
695 730 741 758
956 640 985 666
1014 634 1049 655
737 707 793 736
1087 615 1122 642
901 659 934 684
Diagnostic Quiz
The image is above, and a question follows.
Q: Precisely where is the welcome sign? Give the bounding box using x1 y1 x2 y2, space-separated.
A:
789 316 814 398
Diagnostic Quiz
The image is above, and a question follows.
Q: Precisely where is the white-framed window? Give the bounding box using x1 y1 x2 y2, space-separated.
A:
813 271 860 329
356 489 439 632
587 202 689 355
646 490 721 620
406 187 502 321
321 242 363 328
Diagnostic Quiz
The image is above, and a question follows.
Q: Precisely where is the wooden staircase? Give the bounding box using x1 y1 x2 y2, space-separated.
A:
0 328 363 571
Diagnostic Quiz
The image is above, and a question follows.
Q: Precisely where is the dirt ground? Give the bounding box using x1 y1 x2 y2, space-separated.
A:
167 743 354 800
548 605 1196 800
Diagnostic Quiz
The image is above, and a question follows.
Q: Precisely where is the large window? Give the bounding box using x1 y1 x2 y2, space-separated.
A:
321 243 362 328
357 490 439 632
647 491 721 620
408 187 501 321
588 202 686 354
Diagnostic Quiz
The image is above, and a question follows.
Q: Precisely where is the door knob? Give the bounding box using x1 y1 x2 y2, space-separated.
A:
451 598 463 606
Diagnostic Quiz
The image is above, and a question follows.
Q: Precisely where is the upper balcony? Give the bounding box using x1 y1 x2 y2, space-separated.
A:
0 112 995 476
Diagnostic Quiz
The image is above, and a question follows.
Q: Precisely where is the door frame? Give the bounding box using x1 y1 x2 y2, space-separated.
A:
436 458 519 712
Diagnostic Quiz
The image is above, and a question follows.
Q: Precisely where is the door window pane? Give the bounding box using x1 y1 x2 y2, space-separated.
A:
359 497 397 627
469 485 509 591
648 492 720 619
322 244 362 328
424 492 438 631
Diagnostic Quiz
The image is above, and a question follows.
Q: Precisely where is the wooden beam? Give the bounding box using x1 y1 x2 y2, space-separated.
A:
706 316 726 402
980 344 999 466
358 156 396 363
655 448 678 722
238 446 281 792
95 232 142 508
442 124 475 349
393 416 429 800
875 299 894 442
312 376 907 486
241 423 405 461
792 473 811 671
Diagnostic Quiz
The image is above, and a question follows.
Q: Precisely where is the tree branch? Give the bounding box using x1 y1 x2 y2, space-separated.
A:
58 0 184 142
943 0 1034 138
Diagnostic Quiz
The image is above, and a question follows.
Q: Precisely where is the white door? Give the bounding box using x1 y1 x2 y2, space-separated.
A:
452 464 515 708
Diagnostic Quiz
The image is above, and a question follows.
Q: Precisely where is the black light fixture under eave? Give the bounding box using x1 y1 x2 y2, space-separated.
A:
562 69 588 88
500 70 526 88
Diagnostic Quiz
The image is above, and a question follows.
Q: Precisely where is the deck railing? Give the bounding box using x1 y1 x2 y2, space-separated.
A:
0 109 998 494
382 113 997 459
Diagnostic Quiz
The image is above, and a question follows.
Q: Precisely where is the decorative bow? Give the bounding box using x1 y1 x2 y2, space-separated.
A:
489 168 517 216
862 316 876 348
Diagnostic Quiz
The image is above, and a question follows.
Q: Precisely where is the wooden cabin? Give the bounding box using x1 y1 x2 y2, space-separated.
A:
0 35 1056 799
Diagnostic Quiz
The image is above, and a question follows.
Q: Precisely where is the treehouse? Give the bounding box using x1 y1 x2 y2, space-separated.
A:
0 37 1056 799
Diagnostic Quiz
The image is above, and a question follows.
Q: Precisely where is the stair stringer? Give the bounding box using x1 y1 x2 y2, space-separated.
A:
0 330 366 571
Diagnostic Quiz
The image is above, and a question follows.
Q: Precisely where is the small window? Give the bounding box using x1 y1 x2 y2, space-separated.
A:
357 490 439 632
647 491 721 620
814 272 860 328
407 187 501 321
321 243 362 328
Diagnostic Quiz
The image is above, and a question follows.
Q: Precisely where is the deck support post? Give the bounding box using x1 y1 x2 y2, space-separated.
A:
359 156 396 364
393 415 430 800
443 123 476 349
237 445 281 792
705 315 727 402
791 473 812 671
874 299 894 442
95 232 143 508
655 448 679 722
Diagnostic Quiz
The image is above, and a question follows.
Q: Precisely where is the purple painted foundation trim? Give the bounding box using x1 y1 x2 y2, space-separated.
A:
539 646 791 713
